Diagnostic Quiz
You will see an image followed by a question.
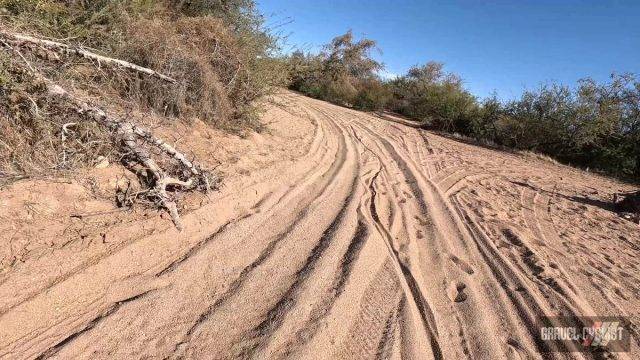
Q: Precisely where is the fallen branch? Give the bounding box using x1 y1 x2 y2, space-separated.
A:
1 39 215 230
48 82 197 229
61 122 77 167
0 30 177 84
117 121 193 230
131 126 201 180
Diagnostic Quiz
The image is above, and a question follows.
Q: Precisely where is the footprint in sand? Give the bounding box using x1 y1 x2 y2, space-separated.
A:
449 254 475 275
447 281 468 303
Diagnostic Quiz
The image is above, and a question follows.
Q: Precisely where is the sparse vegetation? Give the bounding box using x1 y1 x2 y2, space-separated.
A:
0 0 284 177
1 3 638 186
286 34 639 181
386 62 477 132
0 51 112 177
485 74 640 179
286 30 385 109
0 0 283 127
0 0 285 225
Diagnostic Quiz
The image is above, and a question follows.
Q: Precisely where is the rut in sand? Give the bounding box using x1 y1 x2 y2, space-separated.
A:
1 91 639 359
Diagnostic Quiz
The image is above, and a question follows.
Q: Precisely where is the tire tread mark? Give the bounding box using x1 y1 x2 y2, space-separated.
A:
34 289 157 360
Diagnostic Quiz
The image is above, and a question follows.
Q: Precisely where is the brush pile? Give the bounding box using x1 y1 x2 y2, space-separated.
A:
0 0 282 228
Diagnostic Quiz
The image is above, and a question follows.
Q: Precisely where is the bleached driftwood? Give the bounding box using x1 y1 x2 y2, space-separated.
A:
130 125 212 192
0 30 177 84
61 122 77 166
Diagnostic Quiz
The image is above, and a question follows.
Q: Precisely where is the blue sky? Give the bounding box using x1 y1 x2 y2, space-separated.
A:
257 0 640 100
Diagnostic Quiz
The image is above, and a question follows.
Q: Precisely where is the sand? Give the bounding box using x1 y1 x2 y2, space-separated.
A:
0 91 638 359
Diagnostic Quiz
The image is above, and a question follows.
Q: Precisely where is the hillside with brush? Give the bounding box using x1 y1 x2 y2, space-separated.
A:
0 0 290 226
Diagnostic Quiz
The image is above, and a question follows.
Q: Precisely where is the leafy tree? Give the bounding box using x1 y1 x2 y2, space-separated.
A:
321 30 383 82
287 30 383 106
388 62 477 131
354 78 391 111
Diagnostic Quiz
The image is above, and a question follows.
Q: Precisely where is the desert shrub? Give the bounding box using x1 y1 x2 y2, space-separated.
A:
0 0 280 129
0 0 283 181
475 74 639 178
469 95 501 142
321 31 382 81
169 0 262 28
499 85 576 152
387 62 478 132
321 75 357 106
354 78 391 111
285 50 325 97
571 74 639 177
287 31 384 107
121 17 240 125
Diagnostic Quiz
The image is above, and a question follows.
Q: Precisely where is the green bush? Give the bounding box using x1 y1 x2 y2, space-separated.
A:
354 79 391 111
479 75 639 178
287 31 384 108
288 33 639 179
387 62 478 131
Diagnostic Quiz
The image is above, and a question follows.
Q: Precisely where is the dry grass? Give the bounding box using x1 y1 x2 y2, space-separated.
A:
0 53 115 180
519 150 561 165
0 0 281 182
120 16 248 128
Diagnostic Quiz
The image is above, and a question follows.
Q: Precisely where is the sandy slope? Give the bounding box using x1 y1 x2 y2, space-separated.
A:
0 91 639 359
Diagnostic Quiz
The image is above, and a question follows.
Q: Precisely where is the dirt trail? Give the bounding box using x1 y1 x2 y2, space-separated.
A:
1 91 639 359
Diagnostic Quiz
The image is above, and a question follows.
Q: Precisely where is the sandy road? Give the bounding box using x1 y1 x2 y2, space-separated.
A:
1 92 639 359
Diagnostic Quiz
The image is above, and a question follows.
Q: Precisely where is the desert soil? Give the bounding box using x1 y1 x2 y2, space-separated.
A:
1 91 639 359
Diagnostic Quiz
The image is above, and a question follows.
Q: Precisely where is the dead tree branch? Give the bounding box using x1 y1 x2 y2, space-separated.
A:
0 30 177 84
61 122 77 167
49 82 200 229
0 36 215 230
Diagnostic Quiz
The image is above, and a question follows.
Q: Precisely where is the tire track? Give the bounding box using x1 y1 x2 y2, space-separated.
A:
233 170 360 358
449 193 585 354
349 123 444 359
34 288 158 360
334 260 402 360
170 102 357 358
4 92 636 359
0 95 331 317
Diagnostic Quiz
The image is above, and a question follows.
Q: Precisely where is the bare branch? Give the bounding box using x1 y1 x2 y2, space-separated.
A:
0 29 219 229
0 30 177 84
